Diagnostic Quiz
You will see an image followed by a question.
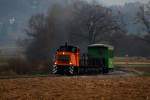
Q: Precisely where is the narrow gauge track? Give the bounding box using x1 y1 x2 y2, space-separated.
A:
0 74 58 80
0 68 138 80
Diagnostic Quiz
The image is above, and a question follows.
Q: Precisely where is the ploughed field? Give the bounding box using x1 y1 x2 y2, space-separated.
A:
0 57 150 100
0 76 150 100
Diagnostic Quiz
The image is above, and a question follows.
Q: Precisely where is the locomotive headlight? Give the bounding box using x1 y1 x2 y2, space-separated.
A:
63 52 65 55
69 62 72 65
54 62 57 65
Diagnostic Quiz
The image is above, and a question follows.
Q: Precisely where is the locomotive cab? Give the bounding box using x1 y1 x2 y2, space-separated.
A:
52 43 80 75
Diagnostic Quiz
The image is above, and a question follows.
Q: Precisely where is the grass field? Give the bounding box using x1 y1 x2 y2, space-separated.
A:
114 57 150 76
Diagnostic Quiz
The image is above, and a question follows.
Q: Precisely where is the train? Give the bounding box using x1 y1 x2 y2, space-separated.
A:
52 43 114 75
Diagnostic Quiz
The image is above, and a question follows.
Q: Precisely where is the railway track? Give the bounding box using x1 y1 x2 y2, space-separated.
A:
0 68 138 80
0 74 57 80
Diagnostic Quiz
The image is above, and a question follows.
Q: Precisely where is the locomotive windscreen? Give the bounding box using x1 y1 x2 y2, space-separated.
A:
57 55 70 63
58 46 78 53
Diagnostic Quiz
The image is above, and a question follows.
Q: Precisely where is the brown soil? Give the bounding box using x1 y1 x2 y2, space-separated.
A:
132 67 150 73
0 76 150 100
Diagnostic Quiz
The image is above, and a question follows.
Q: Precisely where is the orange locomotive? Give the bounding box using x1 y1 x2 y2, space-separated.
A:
52 43 80 74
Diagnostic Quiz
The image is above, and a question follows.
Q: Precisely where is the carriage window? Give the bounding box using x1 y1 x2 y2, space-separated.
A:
110 50 114 58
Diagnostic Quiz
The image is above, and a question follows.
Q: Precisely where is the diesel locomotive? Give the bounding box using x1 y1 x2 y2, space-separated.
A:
52 43 114 75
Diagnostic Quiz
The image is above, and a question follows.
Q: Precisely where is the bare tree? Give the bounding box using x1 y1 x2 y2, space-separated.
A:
115 10 127 33
25 12 56 62
68 1 123 45
24 0 150 61
136 2 150 43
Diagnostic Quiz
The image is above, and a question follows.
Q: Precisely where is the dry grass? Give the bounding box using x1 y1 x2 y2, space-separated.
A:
114 57 150 67
0 76 150 100
114 57 150 63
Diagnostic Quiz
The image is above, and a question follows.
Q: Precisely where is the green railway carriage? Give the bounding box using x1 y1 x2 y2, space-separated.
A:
88 44 114 70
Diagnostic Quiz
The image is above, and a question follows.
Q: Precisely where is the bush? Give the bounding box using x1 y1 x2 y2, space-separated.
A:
28 60 51 74
0 57 51 76
7 58 31 75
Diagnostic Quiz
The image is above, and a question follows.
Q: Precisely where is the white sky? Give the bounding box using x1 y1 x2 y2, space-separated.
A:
96 0 149 6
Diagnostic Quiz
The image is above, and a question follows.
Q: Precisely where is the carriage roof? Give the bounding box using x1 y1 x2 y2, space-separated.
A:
88 44 114 50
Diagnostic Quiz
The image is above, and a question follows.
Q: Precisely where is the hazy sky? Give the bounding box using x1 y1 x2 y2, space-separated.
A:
97 0 149 6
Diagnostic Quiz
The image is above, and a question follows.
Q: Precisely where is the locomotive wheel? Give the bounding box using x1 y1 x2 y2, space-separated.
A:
69 66 74 75
52 65 58 74
102 66 109 74
74 67 79 75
